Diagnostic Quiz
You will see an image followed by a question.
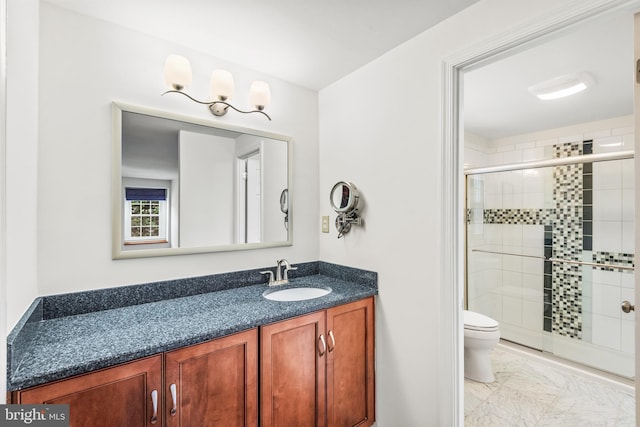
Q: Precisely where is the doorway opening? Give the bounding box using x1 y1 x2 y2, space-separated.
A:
237 150 262 244
441 1 640 425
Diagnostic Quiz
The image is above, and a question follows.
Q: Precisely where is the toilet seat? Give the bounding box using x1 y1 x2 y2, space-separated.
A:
464 310 499 332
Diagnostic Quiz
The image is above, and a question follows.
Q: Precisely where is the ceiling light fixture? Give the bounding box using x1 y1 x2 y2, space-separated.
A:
162 54 272 121
528 72 594 101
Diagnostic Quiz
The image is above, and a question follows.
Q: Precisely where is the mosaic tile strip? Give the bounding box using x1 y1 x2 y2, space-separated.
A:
592 251 635 272
543 225 553 333
482 208 554 225
583 141 593 251
551 142 583 339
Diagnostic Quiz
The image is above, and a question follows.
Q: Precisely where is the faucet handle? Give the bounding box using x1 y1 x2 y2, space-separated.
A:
282 264 297 280
260 270 274 284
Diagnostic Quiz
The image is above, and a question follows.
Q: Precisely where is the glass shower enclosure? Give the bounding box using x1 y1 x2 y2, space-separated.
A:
465 142 635 378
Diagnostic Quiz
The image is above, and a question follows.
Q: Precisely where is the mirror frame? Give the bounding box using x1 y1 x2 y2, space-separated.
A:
111 101 293 259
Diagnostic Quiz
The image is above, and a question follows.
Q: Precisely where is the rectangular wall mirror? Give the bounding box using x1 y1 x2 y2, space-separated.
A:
112 102 292 259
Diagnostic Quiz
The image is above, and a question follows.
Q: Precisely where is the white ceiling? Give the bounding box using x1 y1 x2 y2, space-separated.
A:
121 110 244 180
463 11 634 140
43 0 480 91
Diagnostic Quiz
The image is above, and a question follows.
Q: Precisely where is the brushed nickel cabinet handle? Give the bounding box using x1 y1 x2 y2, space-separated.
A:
150 389 158 424
328 330 335 353
318 334 327 357
170 383 177 416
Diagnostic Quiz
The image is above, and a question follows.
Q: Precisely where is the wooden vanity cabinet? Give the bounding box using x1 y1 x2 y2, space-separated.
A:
261 310 326 427
12 329 258 427
12 355 163 427
164 329 258 427
325 298 375 427
11 297 374 427
260 297 375 427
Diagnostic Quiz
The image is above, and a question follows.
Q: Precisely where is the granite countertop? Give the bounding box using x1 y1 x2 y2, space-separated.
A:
7 262 377 391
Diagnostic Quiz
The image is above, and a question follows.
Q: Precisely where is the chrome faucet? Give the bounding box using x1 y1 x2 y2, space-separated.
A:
261 259 297 286
278 259 297 282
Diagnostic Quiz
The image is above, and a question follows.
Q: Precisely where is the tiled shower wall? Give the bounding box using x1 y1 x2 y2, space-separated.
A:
465 116 635 376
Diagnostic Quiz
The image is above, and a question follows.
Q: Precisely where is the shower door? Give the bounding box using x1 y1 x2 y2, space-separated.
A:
465 145 635 378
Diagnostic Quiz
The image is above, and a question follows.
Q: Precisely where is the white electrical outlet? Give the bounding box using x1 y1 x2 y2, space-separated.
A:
322 216 330 233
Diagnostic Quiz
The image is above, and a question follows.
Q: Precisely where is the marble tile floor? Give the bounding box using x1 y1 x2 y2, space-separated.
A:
465 342 635 426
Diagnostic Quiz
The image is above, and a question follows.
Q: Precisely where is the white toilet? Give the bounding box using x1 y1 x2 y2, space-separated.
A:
464 310 500 383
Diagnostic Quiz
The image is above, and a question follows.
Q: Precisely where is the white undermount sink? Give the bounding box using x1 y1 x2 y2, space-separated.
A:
263 286 332 302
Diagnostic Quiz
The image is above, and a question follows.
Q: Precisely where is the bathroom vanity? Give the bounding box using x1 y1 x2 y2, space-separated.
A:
6 262 377 427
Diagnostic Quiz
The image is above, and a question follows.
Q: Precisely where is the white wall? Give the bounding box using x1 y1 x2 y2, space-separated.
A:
179 131 235 247
5 1 319 324
6 0 39 340
318 0 578 424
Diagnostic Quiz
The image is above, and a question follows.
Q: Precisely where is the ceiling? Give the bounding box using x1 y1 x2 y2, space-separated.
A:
43 0 480 91
121 110 243 180
463 10 634 140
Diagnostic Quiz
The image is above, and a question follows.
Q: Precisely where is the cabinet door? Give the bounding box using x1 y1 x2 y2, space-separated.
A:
164 329 258 427
326 297 375 427
14 355 162 427
261 311 327 427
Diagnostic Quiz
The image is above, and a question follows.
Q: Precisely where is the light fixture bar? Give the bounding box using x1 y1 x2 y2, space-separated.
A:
161 90 272 121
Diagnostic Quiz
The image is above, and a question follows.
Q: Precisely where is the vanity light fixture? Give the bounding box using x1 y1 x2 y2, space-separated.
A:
528 72 594 101
162 54 272 121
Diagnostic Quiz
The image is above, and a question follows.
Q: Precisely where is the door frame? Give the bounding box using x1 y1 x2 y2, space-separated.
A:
441 0 640 425
633 10 640 424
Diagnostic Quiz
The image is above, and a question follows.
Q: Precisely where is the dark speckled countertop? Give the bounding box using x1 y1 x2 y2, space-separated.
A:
6 261 377 391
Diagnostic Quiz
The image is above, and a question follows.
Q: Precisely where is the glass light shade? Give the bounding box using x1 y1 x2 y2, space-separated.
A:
210 70 235 101
250 81 271 109
163 54 192 90
528 72 594 101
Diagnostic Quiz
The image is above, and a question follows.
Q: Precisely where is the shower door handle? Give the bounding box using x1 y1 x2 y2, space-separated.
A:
621 301 635 313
